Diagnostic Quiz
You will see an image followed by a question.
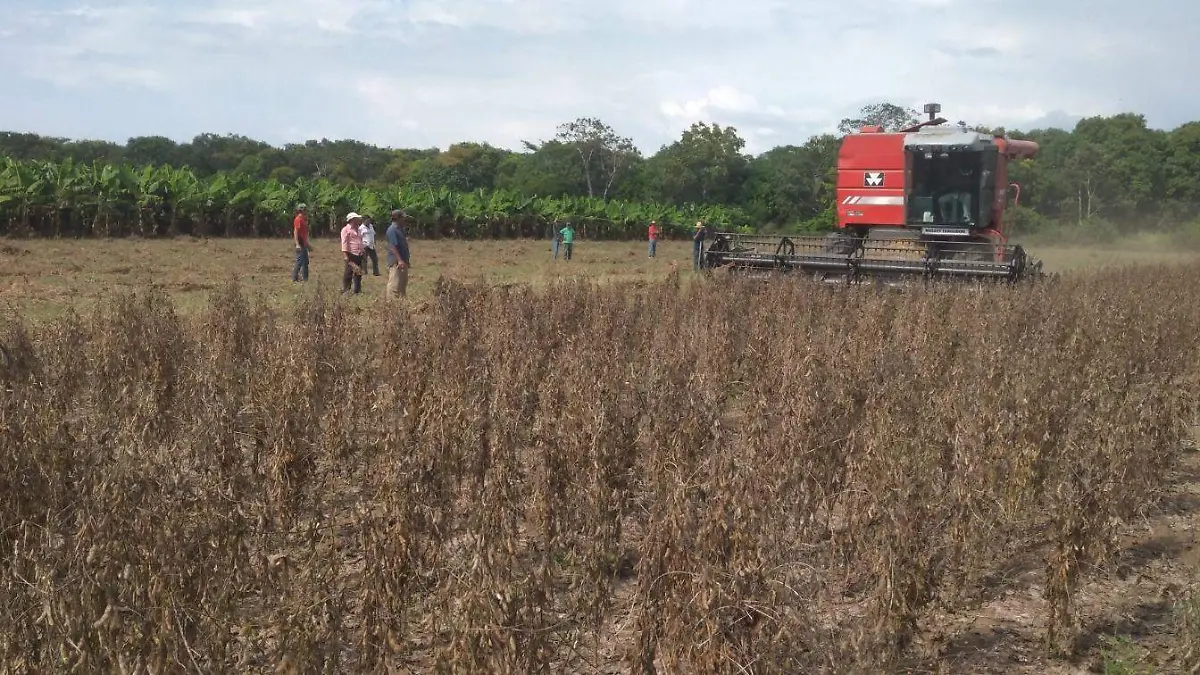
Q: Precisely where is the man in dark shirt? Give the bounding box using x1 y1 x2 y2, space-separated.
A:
385 209 411 298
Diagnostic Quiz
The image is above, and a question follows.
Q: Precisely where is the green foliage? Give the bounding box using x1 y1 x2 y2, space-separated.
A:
3 102 1200 238
1098 636 1152 675
740 134 838 226
1177 219 1200 249
647 121 750 205
495 141 583 197
0 157 751 239
553 117 641 199
838 102 921 133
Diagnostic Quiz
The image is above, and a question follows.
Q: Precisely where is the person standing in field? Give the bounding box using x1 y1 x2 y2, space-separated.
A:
693 220 707 270
341 212 365 294
292 203 312 282
385 209 411 298
559 221 575 261
359 214 380 277
648 220 659 258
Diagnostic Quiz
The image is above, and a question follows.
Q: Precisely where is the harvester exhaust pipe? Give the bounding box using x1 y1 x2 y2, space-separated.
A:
901 102 948 132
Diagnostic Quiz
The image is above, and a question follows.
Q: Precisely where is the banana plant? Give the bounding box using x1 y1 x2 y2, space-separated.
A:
0 157 758 239
24 160 60 235
135 165 171 236
254 180 297 236
165 166 203 235
89 162 137 236
0 159 40 233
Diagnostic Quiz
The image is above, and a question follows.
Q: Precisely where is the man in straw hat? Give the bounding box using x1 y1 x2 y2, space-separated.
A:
340 212 366 294
692 220 708 270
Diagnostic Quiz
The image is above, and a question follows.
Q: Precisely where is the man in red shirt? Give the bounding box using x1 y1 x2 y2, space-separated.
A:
340 212 365 294
648 220 660 258
292 203 312 282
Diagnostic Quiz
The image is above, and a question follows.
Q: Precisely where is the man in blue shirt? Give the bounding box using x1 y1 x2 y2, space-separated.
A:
385 209 411 298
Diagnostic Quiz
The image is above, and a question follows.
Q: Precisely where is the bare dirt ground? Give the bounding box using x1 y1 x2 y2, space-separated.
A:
0 237 696 319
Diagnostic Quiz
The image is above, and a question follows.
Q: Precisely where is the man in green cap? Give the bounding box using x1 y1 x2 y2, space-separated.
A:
558 221 575 261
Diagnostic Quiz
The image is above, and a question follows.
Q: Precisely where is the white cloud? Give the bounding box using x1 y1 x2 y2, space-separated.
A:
659 87 835 152
195 9 269 28
39 63 168 90
193 0 384 32
0 0 1196 153
396 0 585 33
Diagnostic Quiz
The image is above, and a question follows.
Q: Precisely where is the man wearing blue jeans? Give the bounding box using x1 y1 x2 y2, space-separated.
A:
385 209 411 298
692 221 707 270
292 204 311 282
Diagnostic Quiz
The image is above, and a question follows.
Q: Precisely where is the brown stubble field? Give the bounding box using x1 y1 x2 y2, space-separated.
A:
0 237 698 320
2 234 1199 319
2 235 1200 673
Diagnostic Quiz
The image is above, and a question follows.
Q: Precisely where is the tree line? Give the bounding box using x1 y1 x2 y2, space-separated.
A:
1 103 1198 240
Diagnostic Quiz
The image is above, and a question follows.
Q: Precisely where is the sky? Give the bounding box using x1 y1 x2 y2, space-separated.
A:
0 0 1194 155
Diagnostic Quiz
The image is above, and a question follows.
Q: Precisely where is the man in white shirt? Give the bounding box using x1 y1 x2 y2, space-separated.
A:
359 215 380 276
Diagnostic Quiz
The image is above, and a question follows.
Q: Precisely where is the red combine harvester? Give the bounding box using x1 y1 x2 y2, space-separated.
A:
702 103 1045 283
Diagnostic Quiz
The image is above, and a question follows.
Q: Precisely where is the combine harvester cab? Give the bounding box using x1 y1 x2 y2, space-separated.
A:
702 103 1046 284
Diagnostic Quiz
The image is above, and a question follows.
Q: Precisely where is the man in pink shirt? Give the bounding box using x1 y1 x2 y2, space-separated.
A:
648 220 660 258
340 212 365 294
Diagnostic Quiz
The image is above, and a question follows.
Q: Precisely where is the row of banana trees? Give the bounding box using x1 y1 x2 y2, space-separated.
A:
0 158 753 239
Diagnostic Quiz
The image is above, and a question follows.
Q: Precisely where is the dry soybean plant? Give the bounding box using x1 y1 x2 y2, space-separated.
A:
0 262 1197 673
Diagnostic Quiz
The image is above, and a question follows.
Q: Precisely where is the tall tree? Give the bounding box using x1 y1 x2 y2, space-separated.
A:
61 139 123 165
495 141 583 197
0 132 69 161
1069 114 1166 222
554 117 640 199
125 136 183 168
186 133 272 175
1165 122 1200 209
647 122 749 205
837 102 921 134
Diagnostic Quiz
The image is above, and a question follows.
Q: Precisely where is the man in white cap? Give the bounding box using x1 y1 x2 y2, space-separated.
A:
340 212 365 294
